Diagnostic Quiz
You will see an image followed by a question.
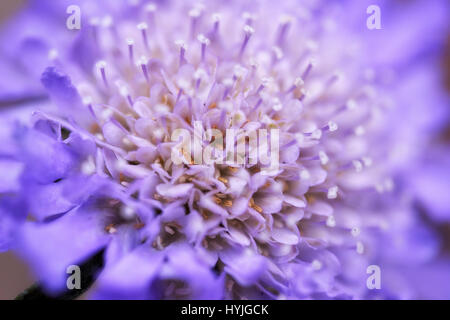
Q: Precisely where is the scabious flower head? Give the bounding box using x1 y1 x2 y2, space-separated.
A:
0 0 449 299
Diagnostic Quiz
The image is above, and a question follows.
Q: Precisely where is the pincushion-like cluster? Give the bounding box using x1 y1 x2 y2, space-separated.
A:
1 0 448 300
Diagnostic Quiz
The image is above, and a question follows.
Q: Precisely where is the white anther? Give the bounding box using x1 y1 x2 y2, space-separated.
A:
272 98 282 111
243 24 255 35
364 68 375 81
81 157 96 175
375 183 385 193
90 17 100 26
119 86 129 97
305 39 318 51
197 33 210 45
356 241 364 254
280 14 294 24
194 68 207 80
362 157 373 167
189 8 202 18
138 56 148 66
347 99 357 110
311 129 322 140
137 22 148 30
120 206 136 220
295 133 305 144
212 13 221 23
145 3 157 12
222 77 234 87
102 16 113 28
242 12 256 21
351 227 361 237
384 178 394 191
175 39 187 50
355 126 365 136
153 128 165 140
311 260 323 270
352 160 363 172
294 77 304 87
309 58 317 67
82 96 93 105
96 60 107 70
272 46 284 60
300 169 310 180
48 49 59 60
327 186 338 199
233 65 247 78
107 226 117 234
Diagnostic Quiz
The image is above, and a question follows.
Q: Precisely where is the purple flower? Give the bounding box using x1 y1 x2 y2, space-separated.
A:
0 0 449 300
